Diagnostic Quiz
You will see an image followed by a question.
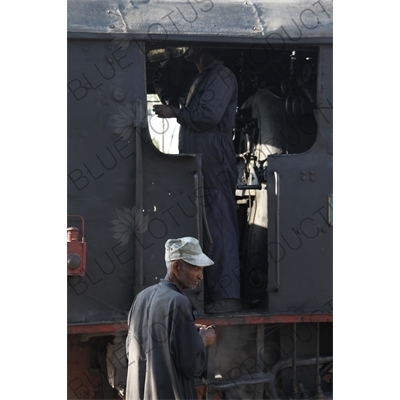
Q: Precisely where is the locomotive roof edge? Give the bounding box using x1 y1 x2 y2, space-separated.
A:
67 0 333 42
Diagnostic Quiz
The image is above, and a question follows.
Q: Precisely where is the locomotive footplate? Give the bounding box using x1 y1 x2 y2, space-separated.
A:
67 312 333 334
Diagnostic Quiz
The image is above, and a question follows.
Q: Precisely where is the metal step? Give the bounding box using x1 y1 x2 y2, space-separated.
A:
204 372 274 389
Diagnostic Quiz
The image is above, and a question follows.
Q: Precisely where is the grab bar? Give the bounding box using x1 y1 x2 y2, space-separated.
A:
273 170 280 292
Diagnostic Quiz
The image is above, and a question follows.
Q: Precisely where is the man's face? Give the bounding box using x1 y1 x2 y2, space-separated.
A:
176 260 204 290
183 47 202 64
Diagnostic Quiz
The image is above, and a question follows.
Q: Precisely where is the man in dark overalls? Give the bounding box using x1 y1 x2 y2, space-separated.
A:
153 47 241 313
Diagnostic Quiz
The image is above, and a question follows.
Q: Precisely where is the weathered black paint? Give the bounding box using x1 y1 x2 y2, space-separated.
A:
67 39 206 322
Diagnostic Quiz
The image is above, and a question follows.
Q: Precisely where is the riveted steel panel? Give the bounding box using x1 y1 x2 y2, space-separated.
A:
267 45 333 313
67 39 205 323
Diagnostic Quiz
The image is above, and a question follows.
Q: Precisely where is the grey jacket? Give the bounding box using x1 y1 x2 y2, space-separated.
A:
125 279 206 399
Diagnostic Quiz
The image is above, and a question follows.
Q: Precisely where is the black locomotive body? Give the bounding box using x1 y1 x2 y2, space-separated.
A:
67 1 333 398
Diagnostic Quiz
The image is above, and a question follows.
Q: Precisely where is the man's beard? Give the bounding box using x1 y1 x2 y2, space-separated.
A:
181 279 197 290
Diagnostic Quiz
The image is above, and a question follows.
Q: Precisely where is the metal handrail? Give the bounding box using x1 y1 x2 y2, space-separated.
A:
273 171 280 292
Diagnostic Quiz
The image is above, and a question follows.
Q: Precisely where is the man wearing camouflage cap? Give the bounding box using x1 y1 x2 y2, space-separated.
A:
125 237 216 400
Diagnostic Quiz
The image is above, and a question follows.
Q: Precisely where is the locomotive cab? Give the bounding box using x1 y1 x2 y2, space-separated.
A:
67 1 333 398
144 43 328 309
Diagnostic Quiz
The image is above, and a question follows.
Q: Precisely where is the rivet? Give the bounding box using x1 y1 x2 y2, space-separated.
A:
113 87 125 101
301 170 307 175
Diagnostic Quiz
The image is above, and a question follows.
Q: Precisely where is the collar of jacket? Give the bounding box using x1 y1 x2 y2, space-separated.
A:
201 59 223 74
159 278 184 294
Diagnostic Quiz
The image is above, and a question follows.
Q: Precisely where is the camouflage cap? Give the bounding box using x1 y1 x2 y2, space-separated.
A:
165 237 214 267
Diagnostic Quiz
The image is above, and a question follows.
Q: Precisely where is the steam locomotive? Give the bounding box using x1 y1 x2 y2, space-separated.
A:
67 1 333 398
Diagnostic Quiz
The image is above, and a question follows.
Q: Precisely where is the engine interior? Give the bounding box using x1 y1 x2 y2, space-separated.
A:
144 43 320 307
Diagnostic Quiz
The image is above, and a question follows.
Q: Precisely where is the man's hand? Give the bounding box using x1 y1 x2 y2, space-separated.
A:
153 104 180 119
199 325 216 347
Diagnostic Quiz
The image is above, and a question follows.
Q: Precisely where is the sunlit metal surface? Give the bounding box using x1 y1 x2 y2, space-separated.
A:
67 0 333 42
